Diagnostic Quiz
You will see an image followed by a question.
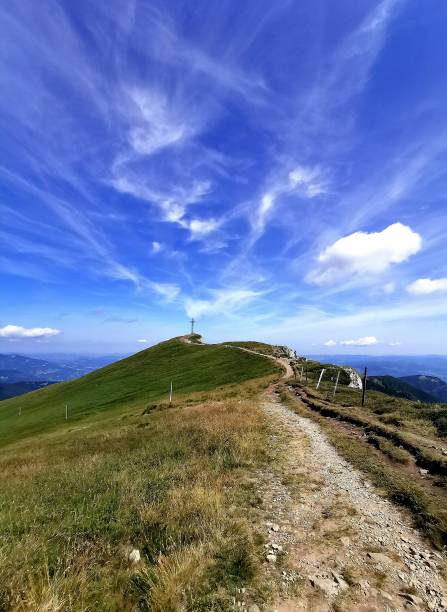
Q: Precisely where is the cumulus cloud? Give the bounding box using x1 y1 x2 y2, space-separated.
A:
185 288 260 318
340 336 378 346
137 338 148 343
0 325 61 339
407 278 447 295
308 223 422 285
324 339 337 347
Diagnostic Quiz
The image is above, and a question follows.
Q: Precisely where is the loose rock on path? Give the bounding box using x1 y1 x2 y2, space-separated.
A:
257 388 447 611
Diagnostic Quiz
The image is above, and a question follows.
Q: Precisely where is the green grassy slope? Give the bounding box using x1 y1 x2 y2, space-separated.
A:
0 338 280 449
401 375 447 403
367 375 437 403
0 337 281 610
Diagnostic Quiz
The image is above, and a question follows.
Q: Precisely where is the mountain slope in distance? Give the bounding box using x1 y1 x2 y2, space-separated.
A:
400 375 447 403
367 375 438 403
0 381 55 401
0 353 118 382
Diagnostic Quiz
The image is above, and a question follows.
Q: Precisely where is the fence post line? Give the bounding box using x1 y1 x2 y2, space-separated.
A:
316 368 325 390
361 367 368 406
332 371 340 398
169 381 173 404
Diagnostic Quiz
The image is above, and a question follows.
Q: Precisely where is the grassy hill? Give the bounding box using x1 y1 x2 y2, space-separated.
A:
0 337 279 449
0 337 281 611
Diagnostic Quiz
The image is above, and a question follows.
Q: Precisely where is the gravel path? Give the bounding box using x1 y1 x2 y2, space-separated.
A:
259 391 447 611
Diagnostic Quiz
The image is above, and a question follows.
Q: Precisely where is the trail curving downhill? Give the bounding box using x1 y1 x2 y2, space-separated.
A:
251 351 447 611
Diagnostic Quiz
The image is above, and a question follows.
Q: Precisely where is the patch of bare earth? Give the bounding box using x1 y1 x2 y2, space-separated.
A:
257 388 447 611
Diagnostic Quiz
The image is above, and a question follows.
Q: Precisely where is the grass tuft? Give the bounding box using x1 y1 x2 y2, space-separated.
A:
0 339 280 610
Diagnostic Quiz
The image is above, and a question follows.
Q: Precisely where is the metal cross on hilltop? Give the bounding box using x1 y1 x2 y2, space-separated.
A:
190 318 195 335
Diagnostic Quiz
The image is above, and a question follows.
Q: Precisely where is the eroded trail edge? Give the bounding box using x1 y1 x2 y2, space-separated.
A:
259 388 447 611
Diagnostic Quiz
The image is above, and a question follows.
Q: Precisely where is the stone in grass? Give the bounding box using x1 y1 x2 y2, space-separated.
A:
128 548 141 564
248 605 260 612
266 553 277 563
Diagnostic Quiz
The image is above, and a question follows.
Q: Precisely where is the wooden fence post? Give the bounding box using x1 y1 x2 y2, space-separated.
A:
361 367 368 406
332 370 340 398
316 368 325 390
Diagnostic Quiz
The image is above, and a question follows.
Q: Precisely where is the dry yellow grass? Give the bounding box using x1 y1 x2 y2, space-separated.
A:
0 376 276 611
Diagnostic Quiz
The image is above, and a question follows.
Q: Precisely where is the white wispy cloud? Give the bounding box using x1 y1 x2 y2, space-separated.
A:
288 166 327 197
185 218 220 240
252 165 326 240
148 282 180 302
151 241 162 254
324 339 337 347
407 278 447 295
308 223 421 286
125 87 197 156
137 338 149 343
327 0 403 109
141 5 268 104
185 288 260 318
111 173 215 239
0 325 61 339
340 336 378 346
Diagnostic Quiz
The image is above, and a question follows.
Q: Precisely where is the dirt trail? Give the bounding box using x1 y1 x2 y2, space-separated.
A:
258 389 447 611
224 345 295 379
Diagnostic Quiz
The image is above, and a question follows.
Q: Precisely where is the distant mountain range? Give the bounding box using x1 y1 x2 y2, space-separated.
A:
0 353 123 401
308 354 447 383
308 354 447 404
367 376 441 403
0 353 121 384
401 375 447 403
0 381 55 401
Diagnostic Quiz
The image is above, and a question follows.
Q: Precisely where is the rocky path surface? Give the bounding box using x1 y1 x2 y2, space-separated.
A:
257 389 447 611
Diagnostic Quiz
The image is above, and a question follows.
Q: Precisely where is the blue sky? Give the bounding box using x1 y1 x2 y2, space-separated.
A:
1 0 447 355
